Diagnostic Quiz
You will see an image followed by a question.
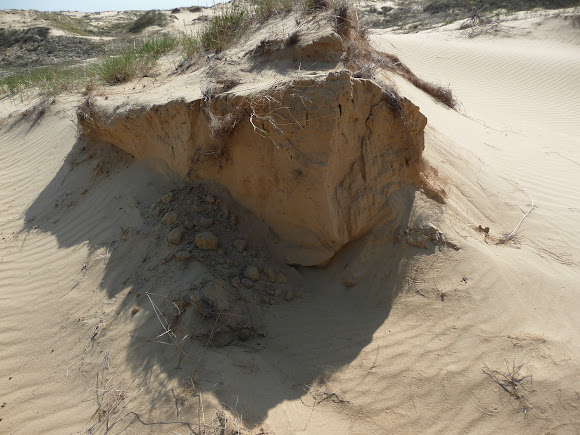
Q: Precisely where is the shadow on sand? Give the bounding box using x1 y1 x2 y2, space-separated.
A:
23 136 433 430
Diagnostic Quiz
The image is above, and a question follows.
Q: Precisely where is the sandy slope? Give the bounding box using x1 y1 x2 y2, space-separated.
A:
1 12 580 435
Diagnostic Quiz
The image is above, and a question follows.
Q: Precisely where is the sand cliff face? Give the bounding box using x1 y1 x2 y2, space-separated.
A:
79 70 427 265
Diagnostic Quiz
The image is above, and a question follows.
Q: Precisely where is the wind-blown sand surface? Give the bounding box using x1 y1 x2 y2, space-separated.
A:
1 9 579 434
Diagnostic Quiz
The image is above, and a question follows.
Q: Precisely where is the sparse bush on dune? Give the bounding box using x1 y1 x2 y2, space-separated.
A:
0 65 87 96
197 5 248 53
125 10 169 34
95 52 150 85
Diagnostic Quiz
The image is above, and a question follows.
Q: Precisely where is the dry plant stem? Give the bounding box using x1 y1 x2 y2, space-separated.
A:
146 292 191 359
501 185 534 242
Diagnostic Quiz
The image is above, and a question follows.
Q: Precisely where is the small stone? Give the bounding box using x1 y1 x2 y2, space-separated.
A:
131 307 139 316
242 278 254 288
233 239 248 253
194 232 219 250
268 298 275 305
176 251 192 261
167 228 184 244
204 195 215 204
200 217 214 228
193 205 203 213
218 249 225 257
161 192 173 204
244 266 260 282
231 276 240 288
226 259 234 267
162 211 178 225
238 328 251 341
284 290 294 301
265 288 274 295
263 266 277 282
183 220 195 230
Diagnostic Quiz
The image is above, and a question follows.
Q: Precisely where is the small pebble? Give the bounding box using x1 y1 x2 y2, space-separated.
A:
233 239 248 252
238 329 251 341
161 192 173 204
242 278 255 289
183 220 194 230
204 195 215 204
244 266 260 281
167 228 184 244
194 232 219 250
231 276 241 288
200 217 214 228
176 251 192 261
162 211 178 225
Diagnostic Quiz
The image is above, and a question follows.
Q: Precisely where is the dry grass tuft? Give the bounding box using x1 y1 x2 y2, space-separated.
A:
482 356 534 414
341 12 457 108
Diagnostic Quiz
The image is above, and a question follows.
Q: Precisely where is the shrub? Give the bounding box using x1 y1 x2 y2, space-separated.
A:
197 6 248 53
125 10 169 34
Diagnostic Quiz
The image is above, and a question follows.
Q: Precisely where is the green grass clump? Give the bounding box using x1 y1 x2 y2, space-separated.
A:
94 35 177 84
138 34 178 57
252 0 295 20
198 6 248 53
94 52 152 84
125 10 169 34
0 65 87 96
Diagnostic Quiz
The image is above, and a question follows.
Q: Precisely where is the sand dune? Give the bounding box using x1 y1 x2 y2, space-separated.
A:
1 7 579 435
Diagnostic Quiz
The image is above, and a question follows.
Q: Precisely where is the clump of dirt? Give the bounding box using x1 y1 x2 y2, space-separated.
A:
144 182 302 346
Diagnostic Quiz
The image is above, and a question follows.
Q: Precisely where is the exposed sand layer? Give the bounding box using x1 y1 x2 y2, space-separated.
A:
1 8 579 435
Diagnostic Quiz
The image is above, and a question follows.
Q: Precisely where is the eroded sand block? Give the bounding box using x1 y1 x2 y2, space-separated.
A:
79 71 426 265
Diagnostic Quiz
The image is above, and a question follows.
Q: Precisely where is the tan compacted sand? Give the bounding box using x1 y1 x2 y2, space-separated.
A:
1 6 579 434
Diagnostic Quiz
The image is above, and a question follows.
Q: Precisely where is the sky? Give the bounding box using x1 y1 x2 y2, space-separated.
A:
0 0 223 12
